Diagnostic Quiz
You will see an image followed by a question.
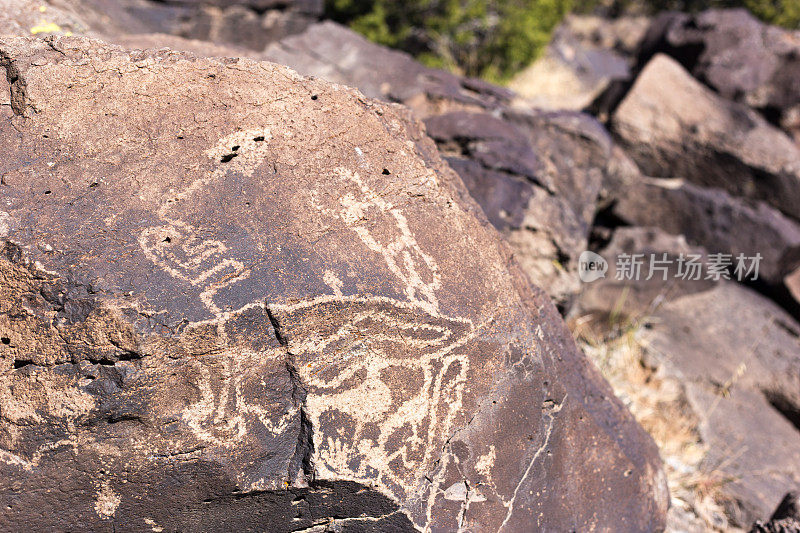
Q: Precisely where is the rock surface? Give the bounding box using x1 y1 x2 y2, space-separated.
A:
612 53 800 221
265 22 620 310
576 228 800 528
0 0 321 52
643 284 800 527
0 35 667 531
642 9 800 142
264 21 515 116
609 177 800 287
575 226 716 319
508 16 634 111
85 0 322 51
423 109 610 310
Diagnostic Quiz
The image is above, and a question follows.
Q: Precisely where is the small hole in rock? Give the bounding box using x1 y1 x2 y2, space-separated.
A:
231 145 240 151
89 182 99 188
162 237 171 243
310 95 318 101
1 337 10 345
382 168 391 175
177 135 184 140
253 136 264 142
44 190 51 195
220 153 238 163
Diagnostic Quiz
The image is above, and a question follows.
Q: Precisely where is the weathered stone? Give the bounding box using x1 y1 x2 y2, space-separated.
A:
0 0 321 53
502 110 611 310
509 15 639 111
575 226 716 320
264 22 612 311
642 9 800 142
612 53 800 221
610 177 800 287
772 492 800 521
641 285 800 527
0 0 98 37
264 21 514 115
79 0 321 51
422 108 611 311
578 227 800 528
0 35 667 531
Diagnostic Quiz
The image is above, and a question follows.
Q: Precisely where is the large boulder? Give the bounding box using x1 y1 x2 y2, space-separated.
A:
612 53 800 222
642 284 800 527
508 15 636 111
92 0 322 51
1 0 321 52
575 226 716 320
640 9 800 142
422 109 609 310
0 35 667 531
264 21 514 115
508 13 651 113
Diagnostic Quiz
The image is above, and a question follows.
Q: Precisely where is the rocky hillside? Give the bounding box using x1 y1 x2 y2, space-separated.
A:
0 1 798 532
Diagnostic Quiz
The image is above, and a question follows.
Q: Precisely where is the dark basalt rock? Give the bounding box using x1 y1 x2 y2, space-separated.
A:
575 227 800 528
772 492 800 521
265 22 616 311
264 21 514 112
609 176 800 289
0 35 667 531
78 0 322 51
751 492 800 533
639 9 800 143
612 54 800 222
574 226 716 320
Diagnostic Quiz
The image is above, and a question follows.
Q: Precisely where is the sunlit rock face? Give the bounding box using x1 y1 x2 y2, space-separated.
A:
0 34 666 532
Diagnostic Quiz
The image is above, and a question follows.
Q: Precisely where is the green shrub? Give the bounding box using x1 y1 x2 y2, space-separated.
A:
325 0 800 84
738 0 800 28
325 0 575 82
594 0 800 27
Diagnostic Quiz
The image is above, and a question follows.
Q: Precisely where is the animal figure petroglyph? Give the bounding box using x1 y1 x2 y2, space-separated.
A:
134 133 475 520
273 295 474 504
0 132 477 527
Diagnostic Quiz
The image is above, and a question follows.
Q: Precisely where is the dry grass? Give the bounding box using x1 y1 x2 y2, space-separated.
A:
569 311 742 532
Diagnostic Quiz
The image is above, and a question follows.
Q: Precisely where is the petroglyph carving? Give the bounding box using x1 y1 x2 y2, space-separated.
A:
271 295 476 518
136 131 475 512
313 168 442 315
139 128 272 317
179 343 293 448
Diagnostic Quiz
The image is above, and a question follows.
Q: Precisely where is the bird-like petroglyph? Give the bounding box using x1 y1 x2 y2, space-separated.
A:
272 295 475 504
134 131 476 520
138 128 273 317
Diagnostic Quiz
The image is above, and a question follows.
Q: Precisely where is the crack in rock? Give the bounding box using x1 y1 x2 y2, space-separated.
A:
0 47 26 115
498 394 567 532
267 303 315 488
